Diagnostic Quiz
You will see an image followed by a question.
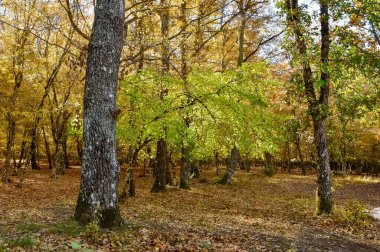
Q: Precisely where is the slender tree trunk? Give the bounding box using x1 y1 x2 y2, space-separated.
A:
30 47 68 171
215 152 220 175
151 0 170 192
51 140 64 178
62 130 69 169
42 127 53 170
76 136 83 165
179 0 191 190
30 130 40 170
15 129 28 174
3 72 22 182
3 119 16 182
286 141 291 172
120 148 138 202
75 0 125 227
285 0 333 214
295 134 306 175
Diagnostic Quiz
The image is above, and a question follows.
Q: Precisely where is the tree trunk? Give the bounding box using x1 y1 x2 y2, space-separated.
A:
219 146 239 184
30 128 40 170
75 0 125 228
151 139 167 192
15 129 28 174
151 0 170 192
76 136 83 165
180 144 191 189
313 118 333 214
221 0 246 183
3 119 15 182
42 127 53 170
62 129 69 169
3 73 22 182
215 152 220 175
295 134 306 175
179 0 191 190
285 0 333 214
120 148 138 203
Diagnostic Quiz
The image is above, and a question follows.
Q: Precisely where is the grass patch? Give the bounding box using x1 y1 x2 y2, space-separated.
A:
49 219 84 237
2 235 37 249
334 200 371 228
16 222 41 233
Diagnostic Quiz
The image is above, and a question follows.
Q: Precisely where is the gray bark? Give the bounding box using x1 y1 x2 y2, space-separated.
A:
219 146 239 184
75 0 125 227
285 0 333 214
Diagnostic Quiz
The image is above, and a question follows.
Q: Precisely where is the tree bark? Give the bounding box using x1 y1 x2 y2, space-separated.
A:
75 0 125 227
151 138 167 192
120 148 138 203
295 133 306 175
179 0 191 190
42 127 53 170
314 118 333 214
219 146 239 184
151 0 170 192
285 0 333 214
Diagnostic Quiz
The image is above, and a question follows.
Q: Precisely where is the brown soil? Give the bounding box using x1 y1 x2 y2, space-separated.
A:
0 165 379 251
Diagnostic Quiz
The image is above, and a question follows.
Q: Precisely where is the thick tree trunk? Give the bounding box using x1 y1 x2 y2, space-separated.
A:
151 139 167 192
219 146 239 184
75 0 125 228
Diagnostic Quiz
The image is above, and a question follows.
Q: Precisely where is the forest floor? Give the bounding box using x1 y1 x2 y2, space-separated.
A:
0 165 379 252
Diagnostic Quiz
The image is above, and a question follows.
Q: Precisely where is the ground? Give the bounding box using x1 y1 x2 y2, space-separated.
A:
0 165 379 252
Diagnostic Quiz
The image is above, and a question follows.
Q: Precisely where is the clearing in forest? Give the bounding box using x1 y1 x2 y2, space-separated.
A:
0 166 379 251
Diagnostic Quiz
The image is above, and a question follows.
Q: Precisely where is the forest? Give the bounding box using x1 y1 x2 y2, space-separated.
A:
0 0 379 251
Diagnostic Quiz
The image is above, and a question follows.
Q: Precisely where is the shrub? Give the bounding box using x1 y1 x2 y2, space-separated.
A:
335 200 370 227
263 166 277 177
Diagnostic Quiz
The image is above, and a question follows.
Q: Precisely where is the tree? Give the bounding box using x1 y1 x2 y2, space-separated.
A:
283 0 333 214
151 0 171 192
74 0 125 227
